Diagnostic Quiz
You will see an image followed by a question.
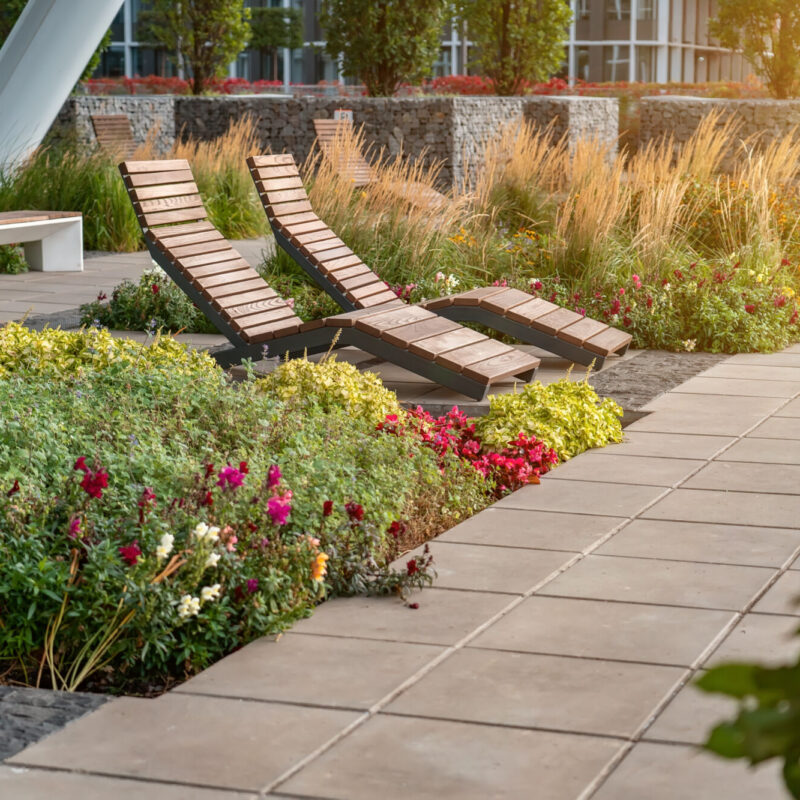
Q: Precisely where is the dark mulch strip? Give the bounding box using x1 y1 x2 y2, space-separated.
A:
0 686 108 761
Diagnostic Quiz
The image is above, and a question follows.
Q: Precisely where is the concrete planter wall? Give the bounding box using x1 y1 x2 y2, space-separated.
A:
640 96 800 169
49 95 618 185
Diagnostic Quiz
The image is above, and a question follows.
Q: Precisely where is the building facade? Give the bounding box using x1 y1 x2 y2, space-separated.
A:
99 0 747 88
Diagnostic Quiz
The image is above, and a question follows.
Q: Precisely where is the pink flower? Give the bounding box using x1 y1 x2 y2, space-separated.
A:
217 464 246 490
618 288 625 296
267 464 282 489
632 274 642 289
267 491 292 525
745 304 756 314
119 540 141 566
226 535 238 553
68 517 82 539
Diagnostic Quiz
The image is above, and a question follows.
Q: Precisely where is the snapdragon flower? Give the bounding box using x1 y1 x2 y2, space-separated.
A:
156 533 174 560
205 552 221 569
193 522 220 543
177 595 200 618
201 584 221 603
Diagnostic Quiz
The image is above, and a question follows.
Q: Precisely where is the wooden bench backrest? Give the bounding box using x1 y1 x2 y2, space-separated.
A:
248 153 401 310
119 159 303 344
312 119 374 188
91 114 136 157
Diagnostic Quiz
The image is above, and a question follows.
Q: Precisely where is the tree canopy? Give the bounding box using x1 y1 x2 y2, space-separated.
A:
458 0 572 96
139 0 251 95
250 6 304 80
320 0 448 97
710 0 800 99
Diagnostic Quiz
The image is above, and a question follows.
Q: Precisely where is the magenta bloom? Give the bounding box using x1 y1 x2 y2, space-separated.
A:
246 578 259 594
322 500 333 517
119 540 142 566
267 464 282 489
68 517 82 539
80 467 109 499
267 492 292 526
217 464 246 490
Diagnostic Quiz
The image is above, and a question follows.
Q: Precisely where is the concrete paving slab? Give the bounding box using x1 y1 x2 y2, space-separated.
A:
748 416 800 439
385 648 683 737
470 596 735 666
436 508 626 552
752 571 800 616
540 554 772 610
174 633 444 709
776 397 800 417
8 694 358 793
0 766 254 799
291 589 512 646
726 353 800 367
718 436 800 464
643 488 800 528
702 363 800 382
626 409 768 436
596 519 800 568
402 542 574 594
643 679 739 745
278 714 623 800
671 376 800 397
602 431 733 459
642 392 785 416
705 613 800 667
494 479 666 518
591 742 784 800
546 453 705 487
684 460 800 495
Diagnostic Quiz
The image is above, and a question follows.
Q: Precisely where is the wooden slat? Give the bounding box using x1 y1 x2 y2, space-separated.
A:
339 272 380 291
353 305 431 336
303 237 348 256
558 317 608 347
531 307 584 335
193 267 260 292
168 239 229 259
205 278 266 300
260 176 304 192
268 200 313 217
408 328 485 360
346 282 391 303
322 254 363 272
447 286 509 306
145 207 207 226
235 305 295 331
225 295 295 321
131 181 199 201
312 245 353 264
0 210 81 225
300 318 326 332
435 339 513 372
123 159 190 173
360 291 402 308
584 327 632 356
215 286 275 310
266 188 308 204
421 296 454 310
151 220 215 241
324 263 370 282
125 169 196 188
280 217 326 235
506 298 560 324
138 194 203 214
177 249 238 268
479 288 536 314
382 317 459 349
249 154 295 168
180 258 249 278
291 229 338 246
463 350 539 383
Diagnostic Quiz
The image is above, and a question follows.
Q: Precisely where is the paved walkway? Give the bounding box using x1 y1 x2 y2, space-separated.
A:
3 349 800 798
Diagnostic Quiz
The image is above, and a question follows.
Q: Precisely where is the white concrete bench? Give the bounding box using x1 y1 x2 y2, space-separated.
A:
0 211 83 271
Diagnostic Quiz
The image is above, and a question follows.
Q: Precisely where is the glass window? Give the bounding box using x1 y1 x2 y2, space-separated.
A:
96 44 125 77
606 0 630 21
432 47 452 78
577 0 590 21
636 45 656 81
109 8 124 42
576 46 590 81
637 0 656 20
603 44 629 81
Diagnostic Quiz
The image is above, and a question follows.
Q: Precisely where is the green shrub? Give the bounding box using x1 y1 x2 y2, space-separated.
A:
475 376 624 461
0 244 27 274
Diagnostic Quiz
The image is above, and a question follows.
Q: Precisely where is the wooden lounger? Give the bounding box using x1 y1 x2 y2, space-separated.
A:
312 118 447 211
91 114 136 157
118 158 540 400
248 154 633 369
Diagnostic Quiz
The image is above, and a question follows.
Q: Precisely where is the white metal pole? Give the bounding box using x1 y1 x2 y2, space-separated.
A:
123 0 133 77
568 0 577 85
629 0 637 82
282 0 291 92
0 0 124 170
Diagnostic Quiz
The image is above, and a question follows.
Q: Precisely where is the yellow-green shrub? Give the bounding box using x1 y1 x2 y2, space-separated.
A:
0 323 220 380
256 356 401 427
475 377 624 461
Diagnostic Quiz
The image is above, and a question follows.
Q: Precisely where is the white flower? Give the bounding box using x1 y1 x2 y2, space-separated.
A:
683 339 697 352
205 552 221 569
193 522 220 544
201 584 221 603
177 594 200 619
156 533 174 560
444 274 459 290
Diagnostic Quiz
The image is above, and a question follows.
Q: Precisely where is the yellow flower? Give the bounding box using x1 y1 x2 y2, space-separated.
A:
783 287 796 298
312 552 330 582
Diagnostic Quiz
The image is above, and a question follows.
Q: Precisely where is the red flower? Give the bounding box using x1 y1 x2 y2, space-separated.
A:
80 466 109 499
622 316 632 327
96 292 107 301
791 310 799 325
205 463 215 478
406 558 419 576
744 304 756 314
239 461 249 475
345 501 364 522
201 490 214 506
151 284 160 295
137 486 156 524
533 280 543 291
73 456 89 473
323 500 333 517
119 540 142 566
782 258 791 266
388 520 405 538
646 296 653 309
774 295 788 308
6 479 19 497
673 269 683 280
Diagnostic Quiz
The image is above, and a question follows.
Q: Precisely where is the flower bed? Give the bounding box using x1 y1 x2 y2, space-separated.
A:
0 324 621 694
